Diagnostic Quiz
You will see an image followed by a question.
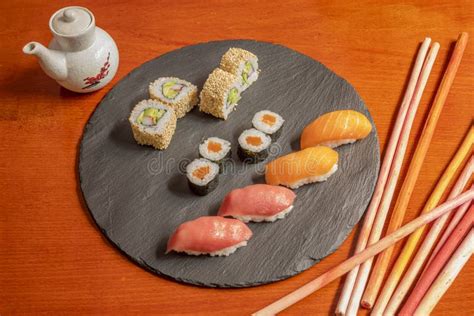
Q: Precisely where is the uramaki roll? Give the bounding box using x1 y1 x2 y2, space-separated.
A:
129 99 177 150
199 68 241 120
220 47 259 90
149 77 198 119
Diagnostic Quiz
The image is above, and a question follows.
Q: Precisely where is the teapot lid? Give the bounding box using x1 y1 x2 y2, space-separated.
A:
50 6 94 36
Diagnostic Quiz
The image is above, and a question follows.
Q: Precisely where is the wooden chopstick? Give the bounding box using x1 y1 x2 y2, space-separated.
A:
362 32 470 311
369 126 473 314
399 205 474 315
334 37 432 315
345 41 440 315
383 156 474 314
413 229 474 315
429 194 473 263
252 189 474 316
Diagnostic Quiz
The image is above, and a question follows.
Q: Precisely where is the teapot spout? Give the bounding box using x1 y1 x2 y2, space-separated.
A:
23 42 67 81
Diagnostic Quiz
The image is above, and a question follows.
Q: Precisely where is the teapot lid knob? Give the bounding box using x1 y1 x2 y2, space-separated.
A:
63 9 76 22
50 6 95 36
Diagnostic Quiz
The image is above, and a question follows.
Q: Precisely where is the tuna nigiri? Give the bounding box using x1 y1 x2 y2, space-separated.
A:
300 110 372 149
265 146 338 189
218 184 296 222
166 216 252 256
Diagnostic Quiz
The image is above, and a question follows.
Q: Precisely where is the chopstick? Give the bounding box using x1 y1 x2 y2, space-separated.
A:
346 42 440 314
429 195 472 264
334 37 432 315
423 190 472 269
399 205 474 315
413 229 474 315
362 32 470 311
383 156 474 314
252 189 474 316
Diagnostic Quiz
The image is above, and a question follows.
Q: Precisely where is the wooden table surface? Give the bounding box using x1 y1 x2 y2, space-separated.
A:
1 0 473 315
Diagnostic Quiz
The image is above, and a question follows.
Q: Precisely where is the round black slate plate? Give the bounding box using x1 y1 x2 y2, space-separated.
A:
79 40 380 288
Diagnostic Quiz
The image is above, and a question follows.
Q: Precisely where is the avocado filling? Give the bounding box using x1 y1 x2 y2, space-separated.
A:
241 61 254 85
226 87 240 107
162 80 185 100
136 107 166 126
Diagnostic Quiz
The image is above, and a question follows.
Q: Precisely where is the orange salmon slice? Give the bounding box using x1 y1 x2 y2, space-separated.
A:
192 166 210 180
246 136 263 146
207 141 222 153
300 110 372 149
262 114 276 126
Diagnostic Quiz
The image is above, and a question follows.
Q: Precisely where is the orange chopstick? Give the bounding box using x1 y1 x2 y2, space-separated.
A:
362 32 470 310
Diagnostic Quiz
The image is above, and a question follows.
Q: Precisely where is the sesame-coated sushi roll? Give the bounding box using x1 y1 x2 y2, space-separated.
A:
129 99 177 150
149 77 198 119
198 137 232 172
238 128 272 163
220 47 259 90
199 68 241 120
252 110 284 141
186 158 220 196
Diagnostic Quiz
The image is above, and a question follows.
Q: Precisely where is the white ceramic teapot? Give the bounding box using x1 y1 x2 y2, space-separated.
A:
23 6 119 93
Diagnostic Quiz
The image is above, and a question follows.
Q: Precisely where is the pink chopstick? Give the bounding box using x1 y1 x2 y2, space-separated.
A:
252 189 473 316
346 41 440 315
335 37 432 315
399 205 474 315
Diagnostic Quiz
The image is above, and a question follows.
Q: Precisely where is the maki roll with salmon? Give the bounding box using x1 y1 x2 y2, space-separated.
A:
220 47 259 90
199 68 241 120
238 128 271 163
252 110 284 141
129 99 177 150
198 137 231 172
186 158 219 196
149 77 198 119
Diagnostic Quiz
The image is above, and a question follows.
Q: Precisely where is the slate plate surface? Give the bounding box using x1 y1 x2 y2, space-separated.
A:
79 40 380 287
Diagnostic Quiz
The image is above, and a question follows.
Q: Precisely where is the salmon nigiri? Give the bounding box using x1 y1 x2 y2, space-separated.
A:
166 216 252 256
300 110 372 149
218 184 296 222
265 146 338 189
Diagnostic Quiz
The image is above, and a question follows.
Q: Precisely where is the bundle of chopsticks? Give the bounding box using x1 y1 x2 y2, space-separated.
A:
254 32 472 316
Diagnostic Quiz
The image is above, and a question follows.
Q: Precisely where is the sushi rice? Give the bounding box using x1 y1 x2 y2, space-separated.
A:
287 163 338 189
176 240 249 257
149 77 198 119
230 205 294 223
186 158 220 195
252 110 284 140
319 139 357 148
238 128 272 163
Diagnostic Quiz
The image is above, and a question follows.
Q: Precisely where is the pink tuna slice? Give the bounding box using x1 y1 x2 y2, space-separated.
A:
166 216 252 254
218 184 296 218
